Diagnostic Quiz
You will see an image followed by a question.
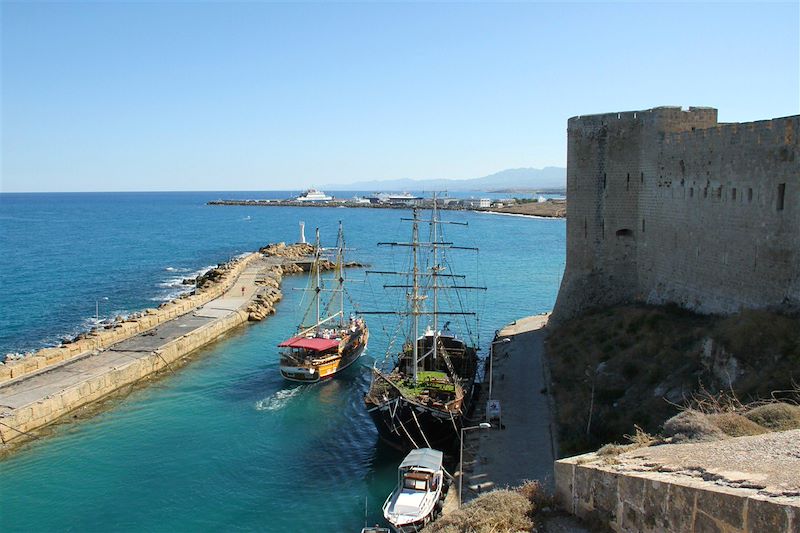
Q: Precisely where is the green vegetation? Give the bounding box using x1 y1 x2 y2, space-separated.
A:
512 197 538 204
396 371 455 398
546 305 800 455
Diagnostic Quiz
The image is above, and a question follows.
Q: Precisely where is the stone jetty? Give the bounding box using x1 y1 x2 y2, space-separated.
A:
208 198 567 218
0 242 335 453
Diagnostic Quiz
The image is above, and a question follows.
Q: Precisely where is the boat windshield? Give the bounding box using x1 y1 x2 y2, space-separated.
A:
403 473 429 491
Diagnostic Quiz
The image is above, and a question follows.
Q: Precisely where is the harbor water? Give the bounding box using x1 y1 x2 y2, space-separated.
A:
0 192 564 531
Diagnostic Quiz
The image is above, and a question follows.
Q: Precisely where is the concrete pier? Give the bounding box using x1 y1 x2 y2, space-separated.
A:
461 314 557 498
0 244 312 453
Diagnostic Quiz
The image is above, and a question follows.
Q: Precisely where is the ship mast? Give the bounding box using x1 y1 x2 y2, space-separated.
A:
431 192 439 364
336 221 345 328
411 208 420 385
314 227 322 335
366 202 485 383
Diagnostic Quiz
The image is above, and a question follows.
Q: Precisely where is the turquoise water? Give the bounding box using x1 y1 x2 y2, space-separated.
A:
0 192 564 531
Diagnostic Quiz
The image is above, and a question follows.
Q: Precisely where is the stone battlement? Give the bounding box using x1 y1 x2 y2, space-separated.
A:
552 106 799 323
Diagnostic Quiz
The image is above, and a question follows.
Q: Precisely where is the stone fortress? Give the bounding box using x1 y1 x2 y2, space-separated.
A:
552 106 799 323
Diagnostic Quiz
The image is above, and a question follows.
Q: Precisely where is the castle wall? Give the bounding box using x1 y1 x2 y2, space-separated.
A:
553 107 799 322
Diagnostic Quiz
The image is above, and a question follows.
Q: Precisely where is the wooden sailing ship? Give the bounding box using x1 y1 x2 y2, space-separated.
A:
278 223 368 382
364 200 482 451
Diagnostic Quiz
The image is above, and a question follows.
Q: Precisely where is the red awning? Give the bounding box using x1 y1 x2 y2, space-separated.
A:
278 336 340 352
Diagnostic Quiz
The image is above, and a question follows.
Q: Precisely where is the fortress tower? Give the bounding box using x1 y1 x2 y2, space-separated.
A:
552 106 799 323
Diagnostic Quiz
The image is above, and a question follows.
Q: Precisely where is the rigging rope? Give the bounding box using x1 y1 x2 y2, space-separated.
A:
396 412 420 450
410 408 432 449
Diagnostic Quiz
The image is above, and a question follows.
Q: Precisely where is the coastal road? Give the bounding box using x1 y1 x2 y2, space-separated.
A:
0 257 279 434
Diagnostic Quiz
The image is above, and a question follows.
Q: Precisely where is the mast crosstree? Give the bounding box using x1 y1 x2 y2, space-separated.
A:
369 200 484 385
364 196 485 452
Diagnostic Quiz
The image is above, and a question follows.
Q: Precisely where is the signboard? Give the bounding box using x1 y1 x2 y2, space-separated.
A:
486 400 501 422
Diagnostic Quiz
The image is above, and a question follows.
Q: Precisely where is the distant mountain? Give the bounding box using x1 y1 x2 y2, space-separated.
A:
322 167 565 192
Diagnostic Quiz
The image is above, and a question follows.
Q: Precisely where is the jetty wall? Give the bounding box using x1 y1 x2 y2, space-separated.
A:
552 107 799 323
0 242 325 449
1 308 254 445
0 252 262 384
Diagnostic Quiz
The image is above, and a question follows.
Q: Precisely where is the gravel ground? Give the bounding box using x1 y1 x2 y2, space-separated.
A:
613 429 800 497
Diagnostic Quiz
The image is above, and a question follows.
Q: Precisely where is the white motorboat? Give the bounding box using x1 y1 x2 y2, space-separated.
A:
382 448 445 532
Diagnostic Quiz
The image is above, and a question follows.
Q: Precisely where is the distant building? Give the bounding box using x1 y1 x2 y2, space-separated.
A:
462 198 491 208
366 192 423 205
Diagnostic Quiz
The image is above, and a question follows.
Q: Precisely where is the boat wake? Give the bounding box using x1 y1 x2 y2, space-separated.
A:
254 387 303 412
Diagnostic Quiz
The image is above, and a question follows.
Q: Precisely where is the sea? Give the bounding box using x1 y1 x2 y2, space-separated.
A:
0 191 565 532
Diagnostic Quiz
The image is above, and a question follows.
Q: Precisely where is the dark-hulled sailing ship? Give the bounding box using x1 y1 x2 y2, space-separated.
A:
279 223 369 382
364 200 483 451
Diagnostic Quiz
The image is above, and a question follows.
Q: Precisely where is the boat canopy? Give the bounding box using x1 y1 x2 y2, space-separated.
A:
399 448 443 472
278 336 340 351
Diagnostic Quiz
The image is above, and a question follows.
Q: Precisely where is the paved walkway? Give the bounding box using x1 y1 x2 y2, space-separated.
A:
461 314 556 499
0 257 277 416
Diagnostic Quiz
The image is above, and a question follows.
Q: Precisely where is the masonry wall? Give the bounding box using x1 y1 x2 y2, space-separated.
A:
553 106 799 322
554 456 800 533
0 309 253 445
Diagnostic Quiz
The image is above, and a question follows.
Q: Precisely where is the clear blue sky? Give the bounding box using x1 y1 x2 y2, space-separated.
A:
2 1 798 192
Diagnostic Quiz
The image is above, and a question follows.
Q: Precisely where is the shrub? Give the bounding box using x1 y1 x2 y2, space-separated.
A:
707 412 768 437
423 489 533 533
662 410 726 442
744 403 800 431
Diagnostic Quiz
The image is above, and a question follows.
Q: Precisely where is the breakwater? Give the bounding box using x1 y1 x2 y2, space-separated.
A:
208 198 567 218
0 242 316 451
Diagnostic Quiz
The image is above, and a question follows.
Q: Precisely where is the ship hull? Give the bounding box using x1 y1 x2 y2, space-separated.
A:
365 334 478 452
280 328 368 382
366 396 464 452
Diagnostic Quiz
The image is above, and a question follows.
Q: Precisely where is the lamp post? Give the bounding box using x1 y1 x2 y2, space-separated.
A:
458 422 491 507
488 337 511 400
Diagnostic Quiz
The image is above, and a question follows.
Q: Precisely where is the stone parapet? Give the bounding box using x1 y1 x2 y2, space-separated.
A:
554 451 799 532
0 309 254 445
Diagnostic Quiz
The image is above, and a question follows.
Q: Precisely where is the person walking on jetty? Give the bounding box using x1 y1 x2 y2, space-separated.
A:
241 286 245 297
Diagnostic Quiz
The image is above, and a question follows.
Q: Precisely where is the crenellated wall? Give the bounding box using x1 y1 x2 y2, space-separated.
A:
553 106 799 322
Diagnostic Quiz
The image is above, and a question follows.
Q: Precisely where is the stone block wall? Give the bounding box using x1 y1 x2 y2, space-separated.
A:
554 457 800 532
0 307 253 445
553 107 799 323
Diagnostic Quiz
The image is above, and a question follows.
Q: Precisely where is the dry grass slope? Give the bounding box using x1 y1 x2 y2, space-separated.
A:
423 482 543 533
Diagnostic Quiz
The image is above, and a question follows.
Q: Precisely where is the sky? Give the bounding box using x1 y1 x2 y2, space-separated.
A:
1 1 798 193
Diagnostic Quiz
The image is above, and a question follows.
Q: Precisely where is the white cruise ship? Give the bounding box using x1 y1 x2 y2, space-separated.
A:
295 189 333 202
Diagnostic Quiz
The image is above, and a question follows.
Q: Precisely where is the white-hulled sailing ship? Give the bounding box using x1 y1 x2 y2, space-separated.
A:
364 199 484 451
278 223 369 382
